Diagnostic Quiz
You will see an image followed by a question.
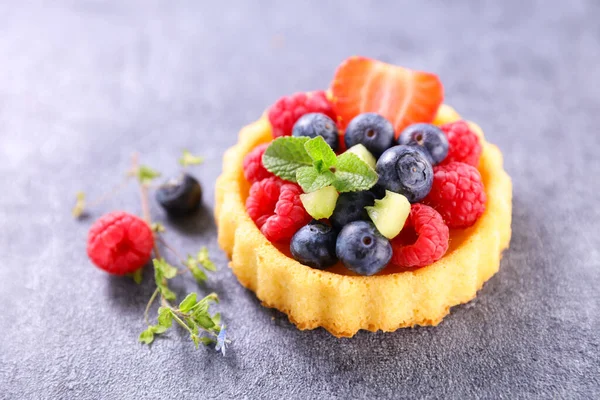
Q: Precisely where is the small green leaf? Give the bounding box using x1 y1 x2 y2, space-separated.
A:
139 328 155 345
151 222 166 233
153 258 178 279
197 247 217 271
157 307 173 328
179 150 204 167
186 255 198 269
160 286 177 301
332 152 378 192
196 314 215 329
191 335 200 349
191 267 208 284
200 337 216 346
137 165 161 185
128 268 143 284
179 293 197 312
151 324 168 334
296 166 336 193
212 313 222 326
262 137 312 182
304 136 337 171
72 191 86 218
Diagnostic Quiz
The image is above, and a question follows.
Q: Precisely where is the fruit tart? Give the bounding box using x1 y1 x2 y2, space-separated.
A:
215 56 512 337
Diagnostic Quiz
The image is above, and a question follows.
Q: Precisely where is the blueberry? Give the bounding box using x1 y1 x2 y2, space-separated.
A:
156 174 203 216
344 113 395 157
292 113 339 151
330 191 375 230
397 123 448 165
376 145 433 203
290 221 338 269
336 220 392 276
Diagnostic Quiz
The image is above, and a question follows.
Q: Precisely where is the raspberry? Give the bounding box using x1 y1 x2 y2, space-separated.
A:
87 211 154 275
424 162 487 228
391 204 449 269
246 177 284 228
245 177 311 242
439 121 482 167
267 91 336 138
243 143 273 184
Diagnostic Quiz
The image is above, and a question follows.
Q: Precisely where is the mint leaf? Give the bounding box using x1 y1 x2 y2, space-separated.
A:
128 268 143 284
137 165 161 185
191 335 200 349
304 136 336 172
179 150 204 167
262 137 312 182
296 166 336 193
332 152 378 192
139 328 155 345
179 293 197 312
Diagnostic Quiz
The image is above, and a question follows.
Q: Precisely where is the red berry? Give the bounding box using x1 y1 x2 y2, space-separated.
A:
330 56 444 138
87 211 154 275
439 121 482 167
246 177 284 228
424 162 487 228
243 143 273 184
245 177 311 242
391 204 449 269
267 91 336 138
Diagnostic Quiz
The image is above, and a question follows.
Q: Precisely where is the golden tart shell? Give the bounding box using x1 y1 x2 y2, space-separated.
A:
215 104 512 338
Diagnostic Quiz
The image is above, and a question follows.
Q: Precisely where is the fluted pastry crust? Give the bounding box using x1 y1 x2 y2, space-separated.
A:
215 105 512 337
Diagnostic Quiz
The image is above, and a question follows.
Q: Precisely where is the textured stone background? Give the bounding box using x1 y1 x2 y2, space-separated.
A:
1 1 599 399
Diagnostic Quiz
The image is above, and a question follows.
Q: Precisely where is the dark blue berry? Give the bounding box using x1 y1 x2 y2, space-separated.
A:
290 221 338 269
335 220 392 276
344 113 395 157
397 123 448 165
376 145 433 203
292 112 339 151
330 191 375 230
156 174 202 216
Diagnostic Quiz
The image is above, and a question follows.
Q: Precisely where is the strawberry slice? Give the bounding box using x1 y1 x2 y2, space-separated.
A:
330 56 444 139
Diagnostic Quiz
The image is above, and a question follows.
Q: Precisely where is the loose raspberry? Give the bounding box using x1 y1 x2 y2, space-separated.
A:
87 211 154 275
243 143 273 184
245 177 311 242
391 204 449 269
439 121 482 167
424 162 487 228
267 91 336 138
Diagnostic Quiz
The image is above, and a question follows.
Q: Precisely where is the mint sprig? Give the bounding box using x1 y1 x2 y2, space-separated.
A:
262 136 378 193
262 137 312 181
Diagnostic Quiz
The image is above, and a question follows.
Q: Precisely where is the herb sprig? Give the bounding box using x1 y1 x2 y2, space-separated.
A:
74 150 230 354
262 136 378 193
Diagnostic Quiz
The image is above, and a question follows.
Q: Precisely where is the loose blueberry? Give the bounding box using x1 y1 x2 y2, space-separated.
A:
397 123 448 165
292 112 339 151
335 220 392 276
344 113 395 157
330 191 375 230
376 145 433 203
156 174 203 216
290 221 338 269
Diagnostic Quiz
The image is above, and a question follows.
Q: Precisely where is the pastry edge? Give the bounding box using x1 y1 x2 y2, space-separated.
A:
215 105 512 338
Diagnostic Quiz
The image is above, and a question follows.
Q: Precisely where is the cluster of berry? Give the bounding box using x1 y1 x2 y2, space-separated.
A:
243 58 486 276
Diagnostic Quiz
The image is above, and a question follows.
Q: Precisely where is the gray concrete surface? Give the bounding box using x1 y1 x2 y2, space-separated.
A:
0 1 599 398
